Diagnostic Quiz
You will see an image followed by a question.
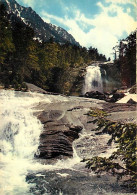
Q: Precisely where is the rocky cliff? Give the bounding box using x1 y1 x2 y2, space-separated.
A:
1 0 80 46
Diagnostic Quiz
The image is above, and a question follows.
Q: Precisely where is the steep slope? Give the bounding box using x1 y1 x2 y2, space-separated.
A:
1 0 80 45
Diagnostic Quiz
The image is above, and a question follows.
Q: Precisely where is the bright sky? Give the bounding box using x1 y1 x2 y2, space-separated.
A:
16 0 137 59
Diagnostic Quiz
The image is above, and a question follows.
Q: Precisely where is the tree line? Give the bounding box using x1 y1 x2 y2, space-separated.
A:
114 30 136 88
0 3 106 94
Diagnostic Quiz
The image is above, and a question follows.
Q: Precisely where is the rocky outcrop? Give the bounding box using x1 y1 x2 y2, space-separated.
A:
84 91 107 100
26 82 48 94
26 82 61 95
84 90 125 103
33 95 105 160
33 87 136 161
36 109 82 159
110 92 125 102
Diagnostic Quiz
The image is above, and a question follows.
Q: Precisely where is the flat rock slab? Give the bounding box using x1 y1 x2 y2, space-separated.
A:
31 94 136 194
27 169 134 195
33 95 136 161
103 102 136 112
36 109 83 159
34 97 104 160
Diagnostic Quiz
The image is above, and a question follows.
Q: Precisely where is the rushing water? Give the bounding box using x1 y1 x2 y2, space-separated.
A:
0 90 134 195
0 90 47 194
83 65 103 94
0 90 82 195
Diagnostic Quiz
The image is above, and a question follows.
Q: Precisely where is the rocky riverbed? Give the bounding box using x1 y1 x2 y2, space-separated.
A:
32 94 136 161
27 88 136 194
1 88 136 195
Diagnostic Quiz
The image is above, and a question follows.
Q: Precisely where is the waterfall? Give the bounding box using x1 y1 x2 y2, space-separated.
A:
83 65 103 94
0 90 131 195
0 90 47 195
0 90 80 195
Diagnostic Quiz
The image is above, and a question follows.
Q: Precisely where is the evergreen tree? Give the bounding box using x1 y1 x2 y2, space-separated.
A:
0 3 15 86
0 2 107 92
116 31 136 87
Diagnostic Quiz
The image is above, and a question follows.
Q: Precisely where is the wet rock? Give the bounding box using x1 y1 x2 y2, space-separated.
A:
36 110 83 159
127 98 137 104
84 91 125 103
38 132 73 159
112 92 125 100
26 82 62 95
26 169 133 195
26 82 48 94
84 91 107 100
35 93 136 161
108 92 125 102
103 102 136 113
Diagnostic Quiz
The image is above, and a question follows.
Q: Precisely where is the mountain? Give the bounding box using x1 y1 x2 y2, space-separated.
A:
1 0 80 46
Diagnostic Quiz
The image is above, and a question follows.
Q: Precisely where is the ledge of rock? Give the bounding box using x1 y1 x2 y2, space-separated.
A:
36 110 83 159
33 92 136 161
84 90 125 102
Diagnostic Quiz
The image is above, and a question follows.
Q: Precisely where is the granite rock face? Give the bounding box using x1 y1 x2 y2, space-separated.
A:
33 94 104 160
36 109 82 159
33 90 136 160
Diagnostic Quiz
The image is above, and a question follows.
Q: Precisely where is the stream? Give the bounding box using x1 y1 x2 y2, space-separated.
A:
0 89 135 195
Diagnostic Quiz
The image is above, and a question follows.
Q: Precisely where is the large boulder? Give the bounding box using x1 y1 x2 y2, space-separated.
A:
109 92 125 102
36 110 82 159
84 91 107 100
84 91 125 103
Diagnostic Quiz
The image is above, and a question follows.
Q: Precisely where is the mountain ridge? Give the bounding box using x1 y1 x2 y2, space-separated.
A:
1 0 80 46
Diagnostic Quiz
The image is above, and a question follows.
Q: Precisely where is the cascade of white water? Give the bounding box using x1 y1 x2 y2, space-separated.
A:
0 90 131 194
83 65 103 94
0 90 48 195
0 90 80 194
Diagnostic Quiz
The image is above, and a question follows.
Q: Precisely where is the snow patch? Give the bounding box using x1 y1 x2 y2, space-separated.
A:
117 94 137 103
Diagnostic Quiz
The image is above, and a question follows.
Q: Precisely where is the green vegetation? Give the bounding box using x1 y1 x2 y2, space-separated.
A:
0 3 106 94
0 4 15 63
114 30 136 87
1 2 135 94
83 109 136 191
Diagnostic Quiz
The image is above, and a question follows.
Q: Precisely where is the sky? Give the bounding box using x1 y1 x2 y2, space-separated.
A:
16 0 137 59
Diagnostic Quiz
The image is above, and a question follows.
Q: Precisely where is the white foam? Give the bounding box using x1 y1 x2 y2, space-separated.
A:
0 90 46 194
83 65 103 94
57 173 69 177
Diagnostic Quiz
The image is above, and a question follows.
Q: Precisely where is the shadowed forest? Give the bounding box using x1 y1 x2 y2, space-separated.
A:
0 3 136 94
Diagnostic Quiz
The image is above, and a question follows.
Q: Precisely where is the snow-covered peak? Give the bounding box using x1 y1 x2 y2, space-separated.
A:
2 0 80 46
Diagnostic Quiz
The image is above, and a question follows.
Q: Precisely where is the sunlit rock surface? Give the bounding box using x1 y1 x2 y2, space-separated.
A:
0 89 136 195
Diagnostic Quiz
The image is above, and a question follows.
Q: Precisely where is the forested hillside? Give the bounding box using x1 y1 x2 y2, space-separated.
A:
114 31 136 88
1 2 136 95
0 3 106 94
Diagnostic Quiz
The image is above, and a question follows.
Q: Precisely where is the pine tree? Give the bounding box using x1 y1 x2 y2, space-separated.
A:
118 31 136 86
0 3 15 86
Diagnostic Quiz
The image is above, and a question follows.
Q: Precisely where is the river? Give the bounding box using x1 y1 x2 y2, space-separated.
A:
0 89 135 195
